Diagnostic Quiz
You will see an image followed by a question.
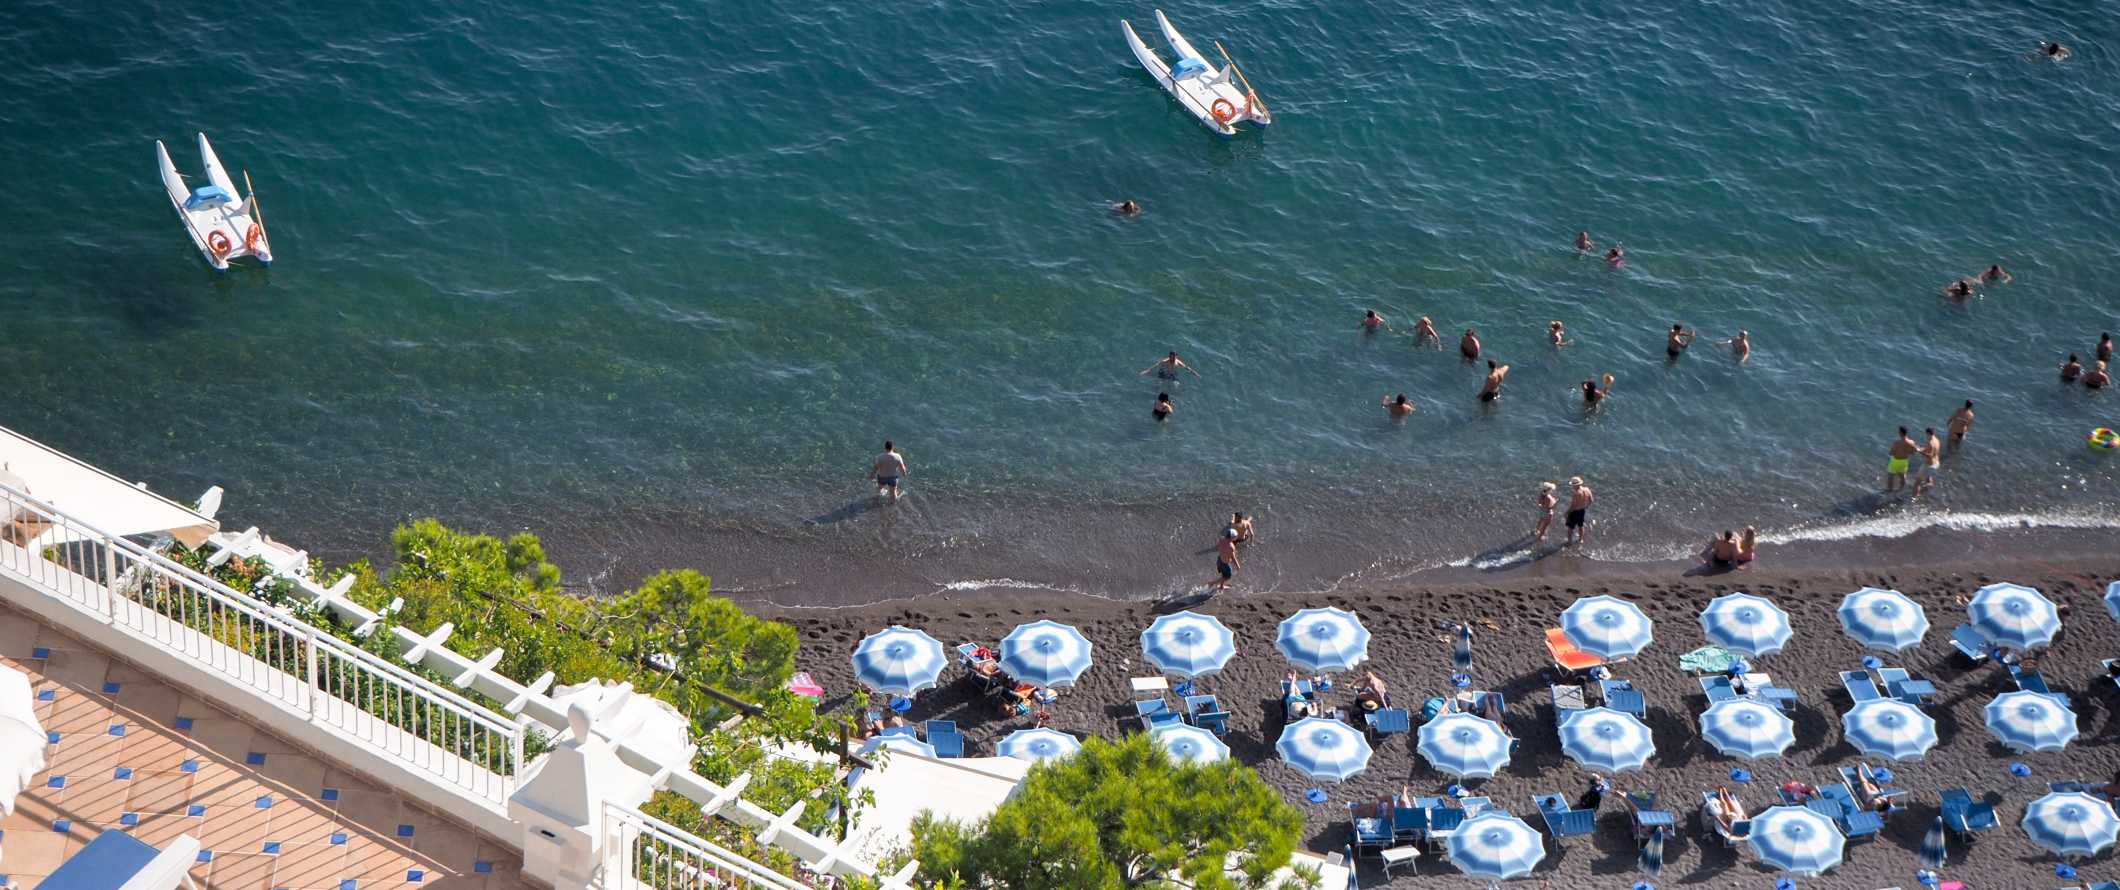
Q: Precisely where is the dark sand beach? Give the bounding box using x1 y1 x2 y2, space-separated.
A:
769 556 2120 888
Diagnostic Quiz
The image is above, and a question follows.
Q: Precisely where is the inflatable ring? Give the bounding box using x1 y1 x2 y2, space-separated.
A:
1210 98 1237 124
207 230 232 257
245 223 263 252
2091 427 2119 453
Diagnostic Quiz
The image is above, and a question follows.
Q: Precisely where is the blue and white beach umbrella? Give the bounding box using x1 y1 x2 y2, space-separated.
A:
1837 587 1929 652
1417 712 1513 778
1748 805 1845 876
1153 723 1229 765
1560 595 1655 659
1967 582 2062 651
2104 580 2120 622
1559 707 1656 773
1841 699 1938 761
1140 611 1237 678
1699 592 1793 657
1276 716 1374 782
2022 791 2120 857
999 620 1094 688
1699 699 1796 761
1275 607 1371 673
2018 792 2120 856
1448 812 1546 881
996 727 1081 762
1985 690 2078 753
851 625 948 695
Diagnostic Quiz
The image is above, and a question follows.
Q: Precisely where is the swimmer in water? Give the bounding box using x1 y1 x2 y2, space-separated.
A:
1581 373 1615 406
1460 328 1482 359
2061 354 2083 383
1943 279 1976 301
1606 244 1625 268
1981 264 2012 285
1414 316 1441 348
1478 360 1511 403
1114 199 1141 216
1575 231 1593 253
1153 392 1174 422
2086 360 2112 389
1549 320 1573 348
1381 393 1416 418
1665 324 1696 358
1140 351 1201 380
1361 309 1390 333
1947 400 1975 447
2099 332 2113 363
2038 41 2071 61
1721 329 1751 363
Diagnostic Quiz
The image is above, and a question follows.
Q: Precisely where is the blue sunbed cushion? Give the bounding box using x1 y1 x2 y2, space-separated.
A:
1172 58 1207 79
184 185 235 210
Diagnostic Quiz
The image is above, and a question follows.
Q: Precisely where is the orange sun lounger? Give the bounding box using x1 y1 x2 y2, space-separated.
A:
1546 627 1605 673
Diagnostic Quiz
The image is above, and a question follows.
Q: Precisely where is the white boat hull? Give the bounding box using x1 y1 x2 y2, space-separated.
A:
1123 10 1269 136
157 133 271 271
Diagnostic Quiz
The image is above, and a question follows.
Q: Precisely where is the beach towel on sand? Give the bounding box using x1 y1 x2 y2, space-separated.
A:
1680 646 1750 675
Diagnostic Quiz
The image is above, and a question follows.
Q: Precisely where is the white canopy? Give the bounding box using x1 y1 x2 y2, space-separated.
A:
843 751 1032 864
1 664 47 819
0 425 217 548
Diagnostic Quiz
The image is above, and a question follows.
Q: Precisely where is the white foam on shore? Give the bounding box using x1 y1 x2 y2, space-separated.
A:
1764 509 2120 545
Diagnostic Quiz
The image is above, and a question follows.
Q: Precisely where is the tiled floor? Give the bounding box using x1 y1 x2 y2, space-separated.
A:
1 601 532 890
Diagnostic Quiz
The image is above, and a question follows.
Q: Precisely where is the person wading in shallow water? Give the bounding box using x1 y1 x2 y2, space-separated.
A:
869 440 908 500
1565 476 1595 547
1211 531 1241 591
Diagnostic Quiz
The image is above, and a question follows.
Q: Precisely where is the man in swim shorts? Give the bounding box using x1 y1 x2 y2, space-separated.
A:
1211 532 1241 591
1947 400 1975 449
1665 324 1695 359
1565 476 1594 547
1913 427 1943 499
870 440 908 500
1479 360 1510 403
1141 351 1201 380
1460 328 1481 359
1885 427 1918 494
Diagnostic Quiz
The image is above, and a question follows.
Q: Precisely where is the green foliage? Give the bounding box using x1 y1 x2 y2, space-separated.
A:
605 569 800 725
909 734 1303 890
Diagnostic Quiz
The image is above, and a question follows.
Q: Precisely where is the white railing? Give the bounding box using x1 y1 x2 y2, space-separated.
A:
0 483 524 805
602 803 811 890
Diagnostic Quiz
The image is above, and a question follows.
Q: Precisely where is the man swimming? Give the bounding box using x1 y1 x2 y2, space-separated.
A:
1361 309 1389 333
2062 354 2083 383
1947 400 1975 447
870 440 909 500
1460 328 1481 359
1885 427 1918 493
1549 320 1572 348
1113 199 1142 216
1575 231 1593 253
1981 264 2012 284
1581 373 1615 406
1943 279 1976 301
1140 351 1201 380
2040 41 2071 61
1478 360 1511 403
1414 316 1441 348
1381 393 1416 418
1665 324 1696 358
1913 427 1943 498
2086 360 2112 389
1605 244 1625 268
1721 330 1751 363
1153 392 1174 422
1565 476 1594 547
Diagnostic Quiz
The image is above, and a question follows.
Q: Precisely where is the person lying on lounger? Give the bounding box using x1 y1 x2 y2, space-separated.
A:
1709 787 1748 833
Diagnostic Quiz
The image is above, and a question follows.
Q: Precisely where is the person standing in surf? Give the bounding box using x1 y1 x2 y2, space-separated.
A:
1946 401 1975 449
1479 360 1511 403
1460 328 1482 360
1534 482 1558 543
1665 324 1696 359
1565 476 1595 548
1913 427 1943 499
870 440 908 501
1885 427 1918 494
1153 392 1175 422
1211 531 1241 591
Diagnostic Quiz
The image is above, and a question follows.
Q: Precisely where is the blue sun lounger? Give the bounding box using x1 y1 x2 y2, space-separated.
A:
1534 793 1597 839
39 830 201 890
2009 663 2069 705
925 719 964 758
1940 787 1996 835
1949 624 1990 663
1839 670 1882 703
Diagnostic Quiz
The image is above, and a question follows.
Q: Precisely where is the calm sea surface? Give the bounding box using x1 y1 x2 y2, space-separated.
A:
3 0 2116 603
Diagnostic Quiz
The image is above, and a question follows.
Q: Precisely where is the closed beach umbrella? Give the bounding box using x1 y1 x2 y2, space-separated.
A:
1559 707 1656 773
996 727 1080 762
1141 611 1236 678
1560 595 1655 659
2021 791 2120 857
851 626 947 695
1417 712 1513 778
1274 607 1370 673
1448 812 1545 880
1699 593 1793 657
1454 622 1474 672
1639 827 1665 877
2105 580 2120 622
1276 716 1374 782
1967 582 2061 651
1985 690 2078 753
1837 587 1929 652
1153 723 1229 765
1748 805 1845 876
999 619 1094 688
1841 699 1938 761
1699 699 1796 760
1920 816 1948 869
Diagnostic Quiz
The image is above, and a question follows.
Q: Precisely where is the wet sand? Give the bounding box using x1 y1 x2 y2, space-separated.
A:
770 557 2120 888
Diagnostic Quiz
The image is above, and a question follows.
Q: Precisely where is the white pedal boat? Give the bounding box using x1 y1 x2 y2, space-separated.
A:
1121 9 1271 136
156 133 272 270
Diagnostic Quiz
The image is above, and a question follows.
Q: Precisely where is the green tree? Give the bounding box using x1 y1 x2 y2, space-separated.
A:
909 734 1303 889
604 569 800 722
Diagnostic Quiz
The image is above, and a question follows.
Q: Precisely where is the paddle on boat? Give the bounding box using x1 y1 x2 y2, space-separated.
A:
156 133 273 270
1121 9 1270 136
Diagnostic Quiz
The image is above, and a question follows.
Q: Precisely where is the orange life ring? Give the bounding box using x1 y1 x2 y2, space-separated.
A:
1210 98 1237 124
245 224 263 252
207 230 232 257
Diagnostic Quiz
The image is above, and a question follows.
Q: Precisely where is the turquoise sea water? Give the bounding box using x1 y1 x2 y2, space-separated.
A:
2 0 2116 602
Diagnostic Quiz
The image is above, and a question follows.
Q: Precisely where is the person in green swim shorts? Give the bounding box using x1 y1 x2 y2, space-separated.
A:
1885 426 1919 494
